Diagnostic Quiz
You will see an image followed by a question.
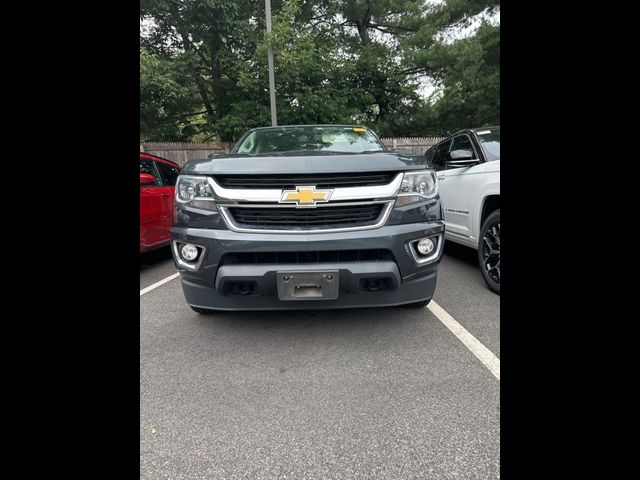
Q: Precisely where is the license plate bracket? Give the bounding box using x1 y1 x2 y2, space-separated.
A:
276 271 339 301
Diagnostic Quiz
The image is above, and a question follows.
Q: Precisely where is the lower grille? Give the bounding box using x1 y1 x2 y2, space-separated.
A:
220 249 395 265
225 203 386 230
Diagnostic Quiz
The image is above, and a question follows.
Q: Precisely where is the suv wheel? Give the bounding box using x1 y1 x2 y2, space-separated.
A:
478 209 500 294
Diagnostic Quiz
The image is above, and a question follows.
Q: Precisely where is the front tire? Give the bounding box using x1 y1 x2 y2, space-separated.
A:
478 209 500 294
190 306 216 315
404 299 431 308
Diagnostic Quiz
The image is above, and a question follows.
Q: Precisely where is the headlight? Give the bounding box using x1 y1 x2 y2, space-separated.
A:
396 170 438 206
175 175 217 210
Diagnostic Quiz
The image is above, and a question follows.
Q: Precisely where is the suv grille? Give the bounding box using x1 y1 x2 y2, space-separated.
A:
215 172 397 189
226 203 385 230
220 249 395 265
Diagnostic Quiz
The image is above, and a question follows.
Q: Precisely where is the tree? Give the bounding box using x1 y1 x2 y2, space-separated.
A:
140 47 208 141
141 0 266 141
140 0 500 141
426 22 500 134
405 0 500 135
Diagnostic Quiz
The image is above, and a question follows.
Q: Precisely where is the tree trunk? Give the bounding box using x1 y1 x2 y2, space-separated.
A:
357 21 371 45
169 5 216 122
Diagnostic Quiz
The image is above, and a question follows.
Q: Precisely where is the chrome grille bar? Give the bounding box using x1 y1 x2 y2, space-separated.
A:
208 173 403 203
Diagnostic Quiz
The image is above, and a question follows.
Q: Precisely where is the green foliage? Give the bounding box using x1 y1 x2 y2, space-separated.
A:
140 0 500 141
140 47 208 141
428 22 500 134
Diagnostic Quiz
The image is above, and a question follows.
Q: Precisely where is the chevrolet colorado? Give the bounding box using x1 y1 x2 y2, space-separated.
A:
171 125 445 313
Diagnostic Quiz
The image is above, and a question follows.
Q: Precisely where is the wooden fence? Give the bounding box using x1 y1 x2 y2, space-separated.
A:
140 142 234 166
381 137 444 155
141 136 443 166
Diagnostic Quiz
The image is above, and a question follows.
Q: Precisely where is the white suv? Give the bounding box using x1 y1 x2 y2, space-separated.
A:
425 127 500 294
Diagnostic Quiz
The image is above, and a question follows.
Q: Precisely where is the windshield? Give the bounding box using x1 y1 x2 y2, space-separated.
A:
475 128 500 160
234 126 386 155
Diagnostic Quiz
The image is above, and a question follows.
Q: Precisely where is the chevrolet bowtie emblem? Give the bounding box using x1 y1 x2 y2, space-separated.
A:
280 185 333 207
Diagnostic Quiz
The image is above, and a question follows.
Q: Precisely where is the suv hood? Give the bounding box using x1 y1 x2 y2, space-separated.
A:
181 152 427 175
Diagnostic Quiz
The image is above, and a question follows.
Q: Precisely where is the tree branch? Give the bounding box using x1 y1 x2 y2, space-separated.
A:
371 23 418 33
167 110 208 122
178 126 212 142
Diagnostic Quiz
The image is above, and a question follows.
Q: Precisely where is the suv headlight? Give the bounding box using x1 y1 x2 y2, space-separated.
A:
175 175 217 210
396 170 438 206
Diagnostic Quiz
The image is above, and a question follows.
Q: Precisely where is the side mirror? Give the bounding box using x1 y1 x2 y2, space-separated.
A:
140 173 157 185
446 149 480 167
450 149 474 160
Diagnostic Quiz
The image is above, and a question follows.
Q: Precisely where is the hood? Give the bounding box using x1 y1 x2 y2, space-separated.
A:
181 151 427 175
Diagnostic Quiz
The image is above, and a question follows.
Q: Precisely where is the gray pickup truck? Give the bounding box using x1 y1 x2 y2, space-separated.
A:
170 125 444 313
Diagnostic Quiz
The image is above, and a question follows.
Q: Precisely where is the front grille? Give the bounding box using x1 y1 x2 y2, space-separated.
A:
220 249 395 265
215 172 397 189
226 203 385 230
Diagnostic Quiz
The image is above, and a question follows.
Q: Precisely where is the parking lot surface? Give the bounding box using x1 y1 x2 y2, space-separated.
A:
140 244 500 479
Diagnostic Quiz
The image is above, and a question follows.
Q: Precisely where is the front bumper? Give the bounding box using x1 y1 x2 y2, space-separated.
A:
171 221 444 310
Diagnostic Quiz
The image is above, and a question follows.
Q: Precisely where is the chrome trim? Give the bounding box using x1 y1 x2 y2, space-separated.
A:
395 192 438 206
218 200 395 234
398 187 440 201
208 173 403 203
172 241 208 271
408 234 444 265
217 200 388 208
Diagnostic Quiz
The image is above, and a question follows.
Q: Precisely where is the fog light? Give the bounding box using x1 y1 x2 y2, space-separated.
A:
417 238 435 256
180 244 199 262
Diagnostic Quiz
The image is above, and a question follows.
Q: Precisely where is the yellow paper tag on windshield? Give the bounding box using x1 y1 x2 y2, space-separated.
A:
353 127 366 133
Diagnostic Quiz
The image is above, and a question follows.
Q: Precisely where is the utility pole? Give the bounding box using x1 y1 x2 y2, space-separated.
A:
265 0 277 126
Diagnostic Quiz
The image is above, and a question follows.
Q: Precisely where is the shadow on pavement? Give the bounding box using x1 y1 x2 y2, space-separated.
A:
140 246 172 270
154 303 445 368
442 241 478 268
187 304 428 334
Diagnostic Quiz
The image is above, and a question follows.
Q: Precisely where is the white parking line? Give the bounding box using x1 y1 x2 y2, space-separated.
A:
427 300 500 380
140 272 180 296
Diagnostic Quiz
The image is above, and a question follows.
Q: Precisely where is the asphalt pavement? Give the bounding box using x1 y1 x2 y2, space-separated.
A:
140 243 500 479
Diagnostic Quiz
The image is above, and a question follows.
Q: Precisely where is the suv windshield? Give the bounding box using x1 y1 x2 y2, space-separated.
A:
234 126 386 155
474 128 500 160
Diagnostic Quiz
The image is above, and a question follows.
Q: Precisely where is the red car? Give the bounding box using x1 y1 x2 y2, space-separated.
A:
140 153 181 253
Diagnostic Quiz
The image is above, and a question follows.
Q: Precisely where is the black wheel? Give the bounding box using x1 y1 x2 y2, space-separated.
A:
404 299 431 308
190 306 216 315
478 209 500 294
